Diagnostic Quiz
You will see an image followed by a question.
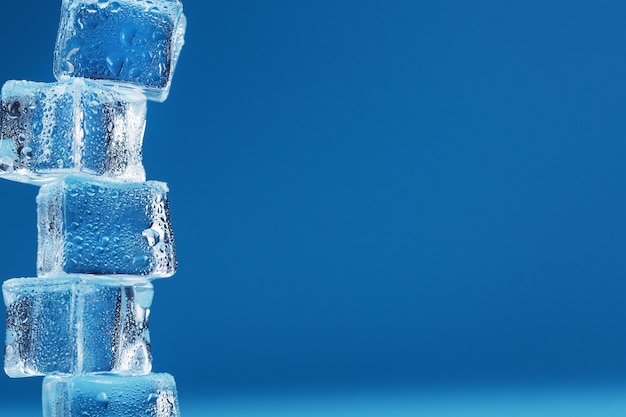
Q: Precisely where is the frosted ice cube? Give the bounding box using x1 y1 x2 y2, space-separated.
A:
54 0 187 102
3 276 153 378
43 373 180 417
38 176 177 277
0 78 146 184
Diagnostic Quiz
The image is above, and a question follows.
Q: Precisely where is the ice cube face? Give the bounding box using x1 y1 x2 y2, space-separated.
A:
43 373 180 417
3 276 153 378
54 0 186 102
0 78 146 184
38 176 177 277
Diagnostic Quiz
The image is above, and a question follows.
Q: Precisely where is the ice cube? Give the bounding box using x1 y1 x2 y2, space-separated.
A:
54 0 187 102
0 78 146 184
37 176 177 277
3 275 153 378
43 373 180 417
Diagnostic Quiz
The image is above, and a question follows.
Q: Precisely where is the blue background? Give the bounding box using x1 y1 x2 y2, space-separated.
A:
1 0 626 414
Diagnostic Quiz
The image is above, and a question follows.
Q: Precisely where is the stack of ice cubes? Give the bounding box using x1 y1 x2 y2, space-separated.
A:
1 1 186 416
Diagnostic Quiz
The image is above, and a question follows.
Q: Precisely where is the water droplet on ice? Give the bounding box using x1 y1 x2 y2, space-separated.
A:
97 0 109 9
7 101 20 119
133 255 149 267
142 228 159 246
32 120 43 135
120 24 137 46
20 147 32 159
61 60 75 74
106 52 124 76
96 392 109 407
109 2 121 12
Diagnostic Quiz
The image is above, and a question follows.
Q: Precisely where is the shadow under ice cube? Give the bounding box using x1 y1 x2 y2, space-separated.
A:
38 176 177 277
54 0 186 102
0 78 146 184
43 373 180 417
3 276 153 378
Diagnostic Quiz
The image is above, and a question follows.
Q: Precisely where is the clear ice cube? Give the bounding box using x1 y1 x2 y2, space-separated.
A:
0 78 146 184
38 176 177 277
43 373 180 417
54 0 187 102
3 276 153 378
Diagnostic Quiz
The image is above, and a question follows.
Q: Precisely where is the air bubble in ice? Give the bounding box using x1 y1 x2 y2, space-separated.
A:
109 2 121 13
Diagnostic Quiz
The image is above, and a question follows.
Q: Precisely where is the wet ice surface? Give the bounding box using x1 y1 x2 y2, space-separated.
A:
0 78 146 184
54 0 186 102
43 373 179 417
37 176 177 277
3 276 152 377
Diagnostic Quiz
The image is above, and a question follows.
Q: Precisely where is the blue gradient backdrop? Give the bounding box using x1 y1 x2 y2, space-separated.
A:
1 0 626 413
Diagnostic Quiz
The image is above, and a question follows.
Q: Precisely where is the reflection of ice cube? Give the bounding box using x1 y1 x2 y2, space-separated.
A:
3 276 153 377
54 0 186 102
37 176 177 277
43 373 180 417
0 79 146 184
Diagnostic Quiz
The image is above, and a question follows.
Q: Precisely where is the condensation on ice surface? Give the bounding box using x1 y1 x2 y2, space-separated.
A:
54 0 186 102
37 176 177 277
43 373 180 417
0 78 146 184
3 275 153 377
